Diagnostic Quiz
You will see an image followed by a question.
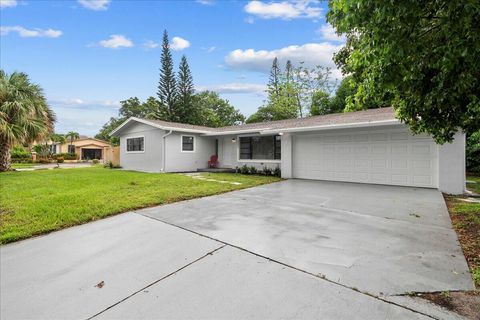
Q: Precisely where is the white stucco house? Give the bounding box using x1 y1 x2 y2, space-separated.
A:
110 107 466 194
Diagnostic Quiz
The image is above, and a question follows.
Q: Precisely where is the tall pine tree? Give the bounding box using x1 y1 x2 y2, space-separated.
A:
268 57 281 98
157 30 177 120
285 60 293 82
176 55 195 123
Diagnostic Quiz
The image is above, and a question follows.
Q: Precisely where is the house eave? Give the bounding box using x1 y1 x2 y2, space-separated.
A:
259 119 402 134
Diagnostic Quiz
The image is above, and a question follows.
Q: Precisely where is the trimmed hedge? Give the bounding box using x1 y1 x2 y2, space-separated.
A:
53 153 77 160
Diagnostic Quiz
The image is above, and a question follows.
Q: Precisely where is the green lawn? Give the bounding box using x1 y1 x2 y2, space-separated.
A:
447 175 480 287
0 167 281 244
10 163 36 169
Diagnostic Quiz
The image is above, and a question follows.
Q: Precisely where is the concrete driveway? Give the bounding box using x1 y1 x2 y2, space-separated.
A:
0 180 474 319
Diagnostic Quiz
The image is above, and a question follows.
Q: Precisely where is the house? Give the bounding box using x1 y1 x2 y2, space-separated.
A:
110 107 465 194
38 136 113 161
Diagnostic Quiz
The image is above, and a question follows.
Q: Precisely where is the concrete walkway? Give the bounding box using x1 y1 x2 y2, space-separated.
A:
15 162 93 171
0 180 474 319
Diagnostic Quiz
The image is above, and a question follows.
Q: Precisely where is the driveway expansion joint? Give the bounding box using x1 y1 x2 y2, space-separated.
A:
86 244 226 320
136 211 439 320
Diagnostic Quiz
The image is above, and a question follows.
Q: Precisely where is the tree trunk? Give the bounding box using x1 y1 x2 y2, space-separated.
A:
0 141 11 172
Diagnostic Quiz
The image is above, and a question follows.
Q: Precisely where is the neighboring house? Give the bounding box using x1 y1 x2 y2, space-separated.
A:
110 107 465 194
37 136 112 161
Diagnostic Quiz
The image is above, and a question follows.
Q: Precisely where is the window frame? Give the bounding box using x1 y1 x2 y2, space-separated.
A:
125 136 145 153
181 135 196 153
236 134 281 163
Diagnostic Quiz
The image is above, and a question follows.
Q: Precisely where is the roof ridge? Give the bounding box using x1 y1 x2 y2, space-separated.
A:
138 107 395 132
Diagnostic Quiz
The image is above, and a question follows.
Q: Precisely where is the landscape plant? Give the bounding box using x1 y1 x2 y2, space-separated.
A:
327 0 480 143
0 70 55 171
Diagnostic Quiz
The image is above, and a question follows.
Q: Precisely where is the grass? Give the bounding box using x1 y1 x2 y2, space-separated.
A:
445 175 480 288
466 175 480 194
10 163 36 169
0 167 281 244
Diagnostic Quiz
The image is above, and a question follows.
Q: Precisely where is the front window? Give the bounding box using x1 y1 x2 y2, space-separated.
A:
49 144 57 154
126 137 144 152
239 135 281 160
68 145 75 154
182 135 195 152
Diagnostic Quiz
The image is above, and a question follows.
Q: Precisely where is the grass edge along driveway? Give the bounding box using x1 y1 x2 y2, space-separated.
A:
0 167 281 244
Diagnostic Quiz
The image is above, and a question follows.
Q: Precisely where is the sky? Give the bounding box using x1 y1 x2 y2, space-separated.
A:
0 0 345 136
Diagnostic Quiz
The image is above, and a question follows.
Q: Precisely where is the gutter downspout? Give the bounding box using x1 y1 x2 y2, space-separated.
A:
161 130 173 172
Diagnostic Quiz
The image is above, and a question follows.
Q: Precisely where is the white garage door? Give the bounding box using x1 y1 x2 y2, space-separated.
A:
292 127 438 188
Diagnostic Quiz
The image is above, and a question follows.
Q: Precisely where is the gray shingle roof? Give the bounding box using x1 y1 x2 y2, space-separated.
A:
136 107 397 134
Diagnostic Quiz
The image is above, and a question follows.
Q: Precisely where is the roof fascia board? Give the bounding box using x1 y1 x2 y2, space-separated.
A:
259 119 401 134
111 117 211 136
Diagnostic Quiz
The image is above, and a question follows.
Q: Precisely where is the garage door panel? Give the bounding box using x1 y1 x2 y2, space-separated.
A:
293 128 438 188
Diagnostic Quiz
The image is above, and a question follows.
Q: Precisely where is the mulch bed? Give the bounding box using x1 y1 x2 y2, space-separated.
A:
420 291 480 320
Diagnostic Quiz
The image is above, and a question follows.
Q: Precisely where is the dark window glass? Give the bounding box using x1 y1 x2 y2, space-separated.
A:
239 135 281 160
127 137 144 152
182 136 194 151
68 145 75 154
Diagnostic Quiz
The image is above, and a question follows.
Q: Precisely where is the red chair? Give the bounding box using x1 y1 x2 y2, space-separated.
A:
208 155 219 168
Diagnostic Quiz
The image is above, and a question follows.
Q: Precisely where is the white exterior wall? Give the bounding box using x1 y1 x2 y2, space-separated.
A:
217 135 281 171
281 133 293 178
119 122 164 172
164 133 215 172
438 131 466 194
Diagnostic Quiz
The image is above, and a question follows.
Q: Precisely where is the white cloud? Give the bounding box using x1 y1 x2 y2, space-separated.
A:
170 36 190 51
202 46 216 53
49 98 121 108
317 24 345 42
196 0 214 5
244 0 321 20
0 26 62 38
0 0 17 8
143 40 159 50
225 42 343 77
98 34 134 49
197 83 266 95
77 0 110 11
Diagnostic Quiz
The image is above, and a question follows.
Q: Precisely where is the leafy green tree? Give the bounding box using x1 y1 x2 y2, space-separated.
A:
119 97 155 119
310 91 332 116
328 75 357 113
291 64 334 117
191 91 245 127
176 55 195 123
247 82 299 123
0 70 55 171
466 130 480 173
95 117 123 146
157 30 177 121
328 0 480 143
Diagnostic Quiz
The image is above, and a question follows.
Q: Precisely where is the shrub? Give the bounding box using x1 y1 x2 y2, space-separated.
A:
53 153 77 160
249 166 258 174
11 158 33 163
38 159 50 164
56 157 64 163
466 130 480 174
104 160 121 169
239 164 249 174
11 145 31 159
92 159 100 164
262 166 273 176
273 166 281 177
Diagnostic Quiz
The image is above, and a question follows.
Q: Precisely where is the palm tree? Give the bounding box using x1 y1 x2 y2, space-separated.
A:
0 70 55 171
49 133 66 155
65 131 80 154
